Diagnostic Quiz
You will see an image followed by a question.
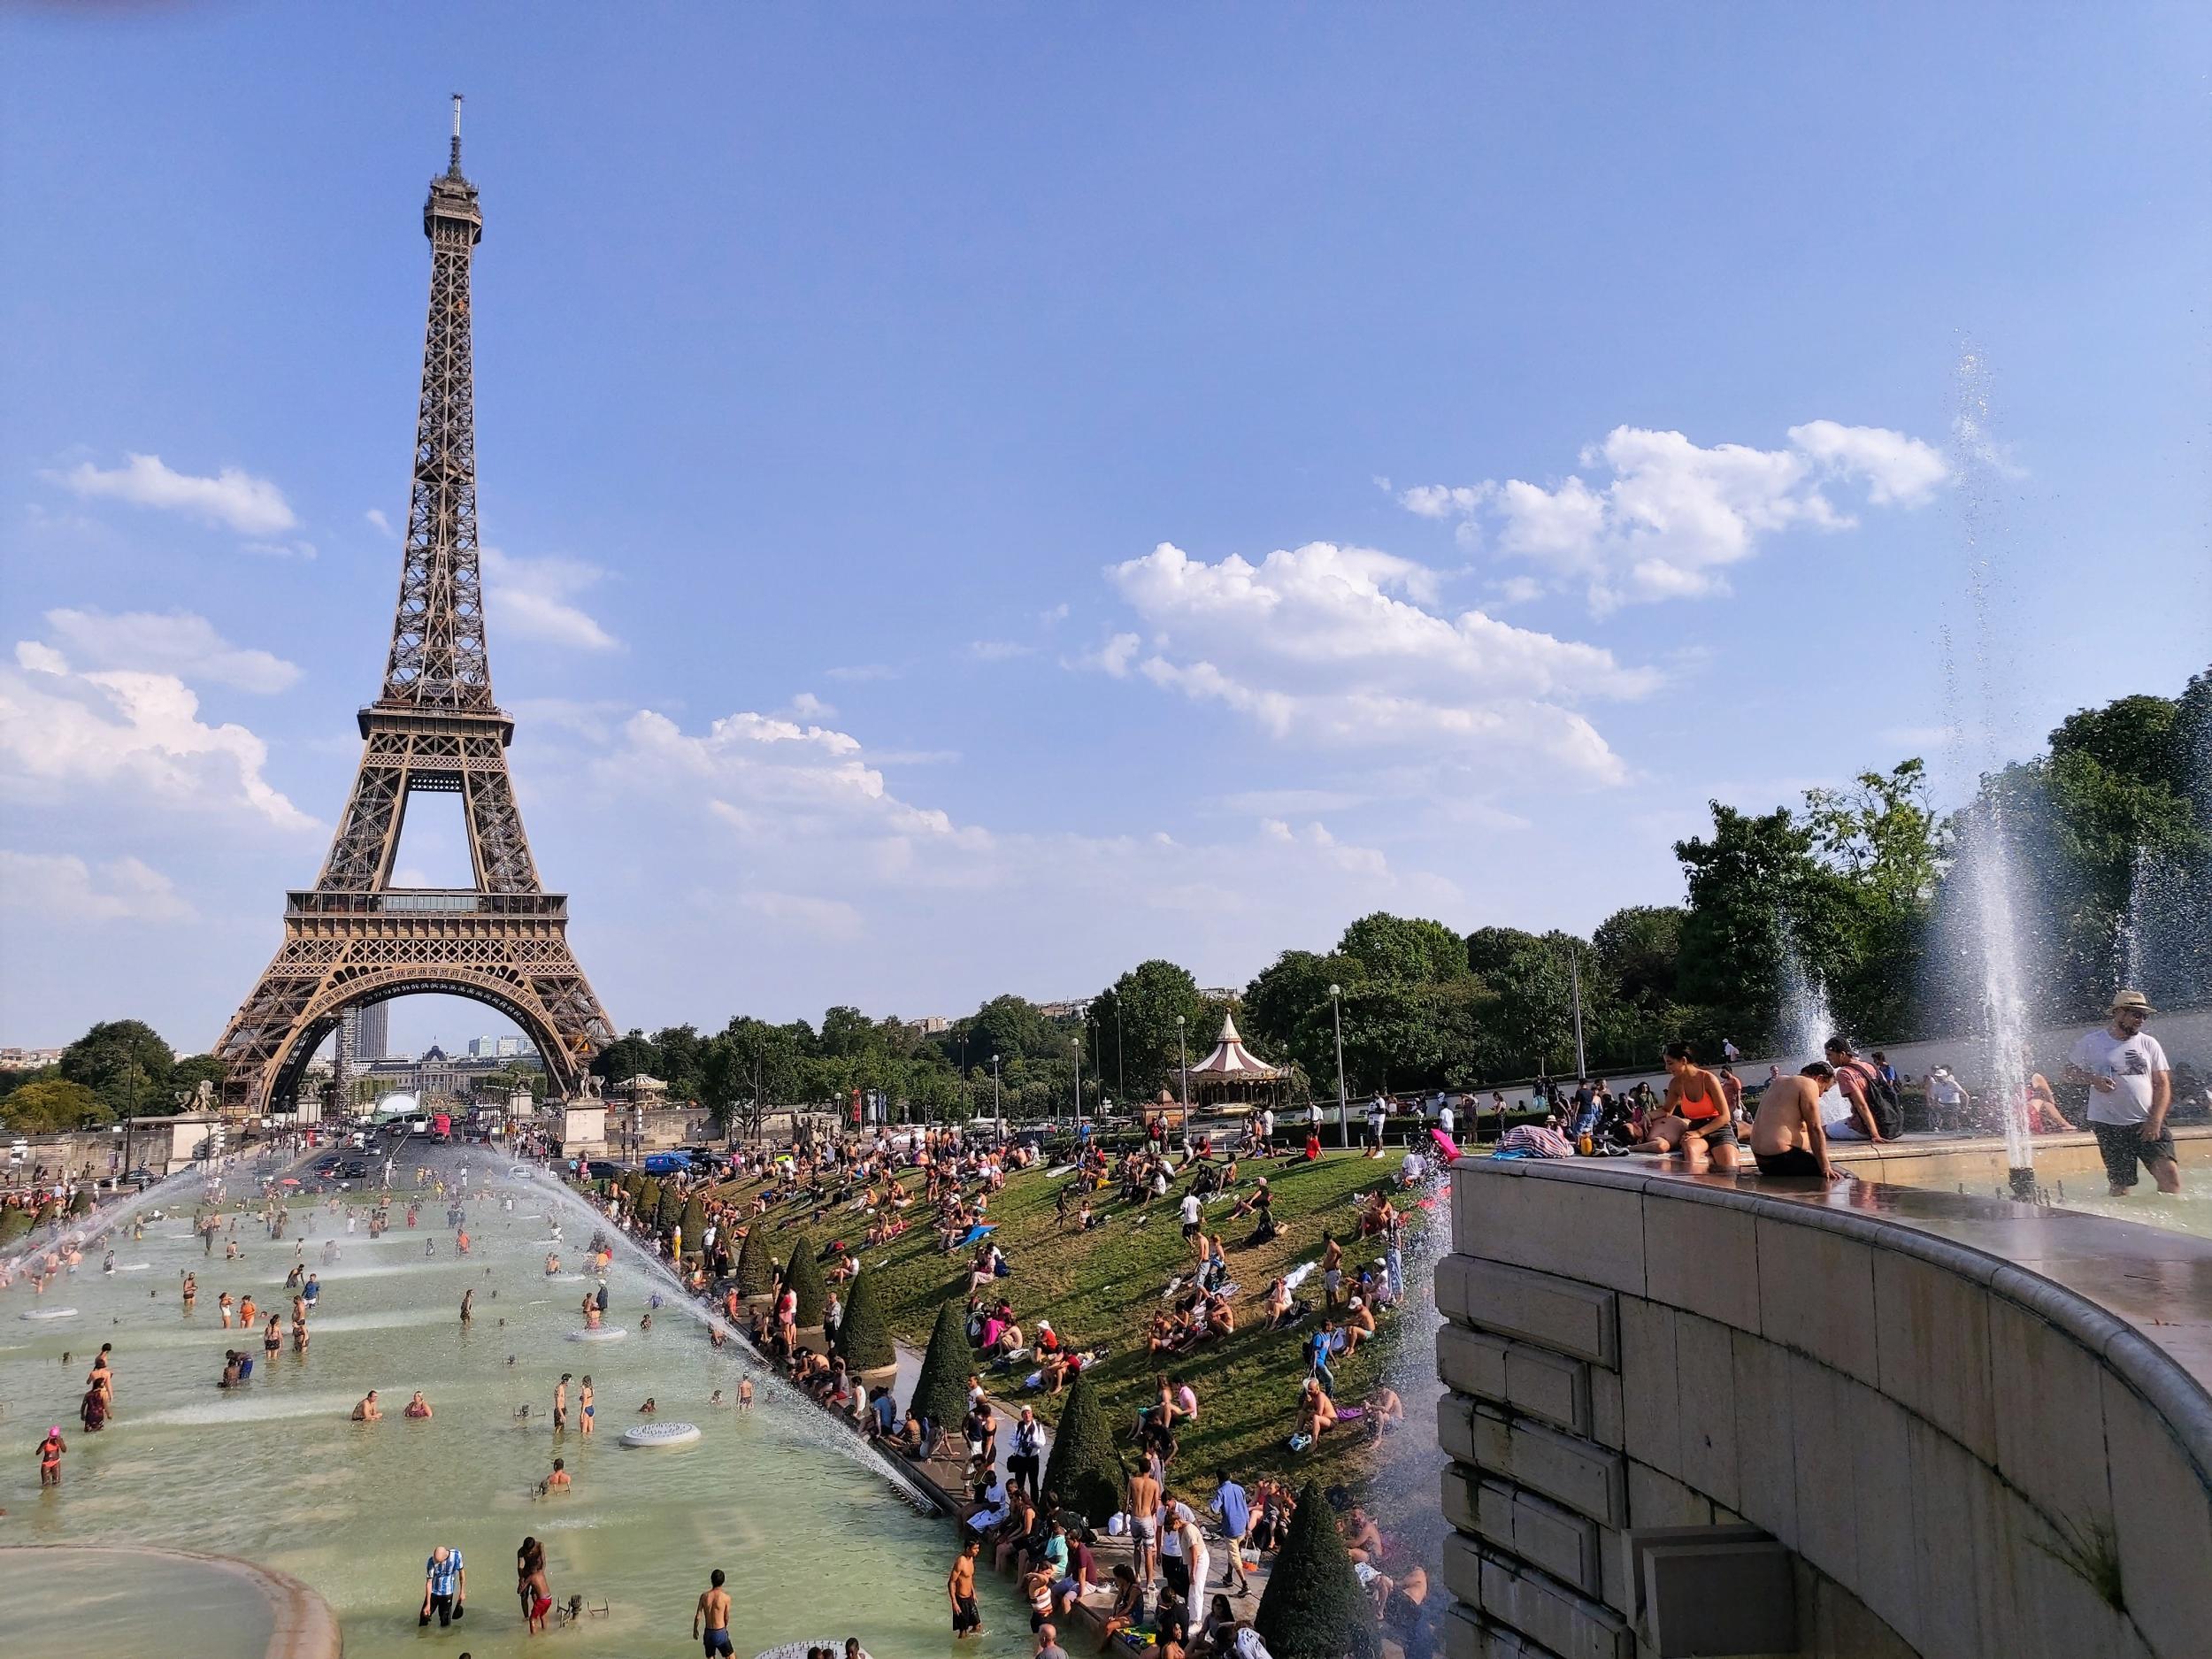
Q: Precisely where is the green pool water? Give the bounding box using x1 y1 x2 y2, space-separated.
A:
0 1165 1031 1659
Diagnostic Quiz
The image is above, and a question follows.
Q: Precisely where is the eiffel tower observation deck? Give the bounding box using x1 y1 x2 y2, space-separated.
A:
215 99 614 1114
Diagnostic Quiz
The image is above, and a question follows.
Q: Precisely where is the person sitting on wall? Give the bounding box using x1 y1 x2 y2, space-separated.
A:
1630 1041 1746 1173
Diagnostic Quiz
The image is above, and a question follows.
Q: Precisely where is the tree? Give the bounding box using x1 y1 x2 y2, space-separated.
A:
656 1182 684 1236
783 1238 828 1327
1254 1479 1383 1659
649 1025 707 1101
1674 803 1850 1047
678 1197 708 1255
1337 911 1469 985
833 1268 895 1371
1 1078 107 1132
1241 949 1356 1092
69 1187 96 1216
735 1224 774 1297
1041 1372 1123 1524
907 1295 972 1432
1093 961 1205 1099
592 1028 663 1087
59 1019 174 1118
1592 906 1685 1015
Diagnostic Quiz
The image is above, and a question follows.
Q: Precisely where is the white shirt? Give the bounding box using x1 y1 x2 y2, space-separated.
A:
1179 1194 1202 1226
2070 1027 2170 1126
1438 1104 1455 1135
1929 1076 1966 1108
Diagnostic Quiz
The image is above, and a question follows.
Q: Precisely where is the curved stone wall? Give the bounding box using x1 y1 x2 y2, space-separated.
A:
1436 1157 2212 1659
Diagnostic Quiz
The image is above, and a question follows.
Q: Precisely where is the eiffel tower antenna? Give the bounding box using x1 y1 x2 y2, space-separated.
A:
215 107 613 1118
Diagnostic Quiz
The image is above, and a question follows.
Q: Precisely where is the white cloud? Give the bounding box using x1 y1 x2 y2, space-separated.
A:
0 642 317 831
50 452 298 536
1041 603 1071 626
41 609 302 694
1398 420 1947 611
481 547 620 651
242 539 317 561
739 889 865 941
966 640 1036 662
0 850 196 923
365 508 395 537
825 663 899 682
784 691 836 720
1099 540 1650 783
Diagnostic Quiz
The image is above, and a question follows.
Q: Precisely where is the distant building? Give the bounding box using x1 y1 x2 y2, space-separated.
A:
905 1016 949 1038
1037 999 1094 1020
0 1047 63 1071
495 1035 522 1057
350 1002 390 1063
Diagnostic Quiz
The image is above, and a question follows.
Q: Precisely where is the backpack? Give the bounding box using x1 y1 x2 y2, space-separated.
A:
1843 1059 1903 1138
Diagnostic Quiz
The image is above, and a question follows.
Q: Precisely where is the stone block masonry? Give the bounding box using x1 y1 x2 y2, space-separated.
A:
1433 1155 2212 1658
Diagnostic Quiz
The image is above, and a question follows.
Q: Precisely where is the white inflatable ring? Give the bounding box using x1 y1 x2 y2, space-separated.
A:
622 1420 702 1448
21 1307 79 1320
567 1327 626 1341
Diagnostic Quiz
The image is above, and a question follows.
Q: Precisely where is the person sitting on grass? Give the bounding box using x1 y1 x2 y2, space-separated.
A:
1294 1377 1338 1443
1262 1276 1294 1329
1340 1294 1378 1354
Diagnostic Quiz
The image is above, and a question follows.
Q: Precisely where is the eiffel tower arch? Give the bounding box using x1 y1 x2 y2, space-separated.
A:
216 99 614 1114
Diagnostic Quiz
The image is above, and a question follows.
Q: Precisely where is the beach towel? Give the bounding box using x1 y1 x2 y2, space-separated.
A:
959 1224 997 1248
1284 1262 1317 1291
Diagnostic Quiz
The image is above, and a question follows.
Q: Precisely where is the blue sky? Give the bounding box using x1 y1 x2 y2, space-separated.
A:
3 4 2208 1056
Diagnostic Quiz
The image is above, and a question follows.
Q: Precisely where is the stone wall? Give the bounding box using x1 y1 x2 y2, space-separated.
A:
1437 1156 2212 1658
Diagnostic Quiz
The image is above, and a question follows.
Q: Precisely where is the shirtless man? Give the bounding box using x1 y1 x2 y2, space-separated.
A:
1632 1041 1743 1173
554 1373 570 1432
949 1539 985 1640
351 1390 383 1422
1126 1461 1164 1586
541 1456 570 1495
1749 1064 1843 1179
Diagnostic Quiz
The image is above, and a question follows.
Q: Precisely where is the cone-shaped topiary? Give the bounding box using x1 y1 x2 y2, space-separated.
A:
1041 1372 1122 1525
657 1182 684 1234
784 1238 828 1326
638 1178 662 1222
735 1225 774 1297
908 1294 972 1433
0 1206 33 1246
679 1198 708 1256
833 1266 895 1371
1254 1480 1382 1659
68 1187 96 1217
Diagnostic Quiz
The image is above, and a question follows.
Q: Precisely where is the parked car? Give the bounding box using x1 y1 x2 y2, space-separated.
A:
585 1159 621 1181
641 1151 693 1176
121 1166 165 1191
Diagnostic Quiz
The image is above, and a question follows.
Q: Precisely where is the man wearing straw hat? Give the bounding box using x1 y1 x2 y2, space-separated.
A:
2065 991 2178 1198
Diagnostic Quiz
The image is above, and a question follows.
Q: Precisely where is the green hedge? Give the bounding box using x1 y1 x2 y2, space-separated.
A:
736 1225 774 1297
678 1197 707 1253
784 1237 828 1327
1041 1373 1121 1524
907 1295 972 1432
1254 1480 1381 1659
832 1267 895 1371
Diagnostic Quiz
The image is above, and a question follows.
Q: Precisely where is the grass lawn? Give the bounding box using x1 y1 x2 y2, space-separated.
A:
709 1148 1440 1501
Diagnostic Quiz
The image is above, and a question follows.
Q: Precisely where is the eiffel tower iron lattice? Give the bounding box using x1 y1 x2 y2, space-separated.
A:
216 99 614 1114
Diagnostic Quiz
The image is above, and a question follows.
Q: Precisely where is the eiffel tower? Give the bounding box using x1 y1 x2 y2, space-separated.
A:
216 98 614 1114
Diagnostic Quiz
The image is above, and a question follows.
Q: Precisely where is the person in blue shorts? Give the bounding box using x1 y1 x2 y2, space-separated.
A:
694 1567 734 1655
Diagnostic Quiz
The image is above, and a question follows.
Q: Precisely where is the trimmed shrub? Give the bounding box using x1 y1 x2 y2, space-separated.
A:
908 1294 972 1432
1254 1480 1382 1659
68 1187 96 1217
656 1182 683 1234
678 1198 708 1255
735 1225 774 1297
833 1267 895 1371
784 1238 828 1326
638 1179 662 1223
1041 1373 1121 1525
0 1207 32 1246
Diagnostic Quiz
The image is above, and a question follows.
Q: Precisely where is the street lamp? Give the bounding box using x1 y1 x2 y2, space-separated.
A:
990 1054 1002 1138
1176 1014 1188 1117
1329 983 1348 1149
1071 1033 1082 1135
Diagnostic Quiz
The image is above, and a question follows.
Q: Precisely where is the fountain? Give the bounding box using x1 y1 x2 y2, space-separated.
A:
507 1163 941 1513
1774 918 1847 1125
1947 343 2037 1201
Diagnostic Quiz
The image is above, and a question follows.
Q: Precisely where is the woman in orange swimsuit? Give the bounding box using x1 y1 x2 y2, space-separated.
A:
1632 1041 1744 1173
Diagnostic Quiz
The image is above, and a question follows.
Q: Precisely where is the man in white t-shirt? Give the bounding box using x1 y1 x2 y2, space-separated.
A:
2064 990 2177 1197
1926 1067 1971 1130
1179 1189 1204 1253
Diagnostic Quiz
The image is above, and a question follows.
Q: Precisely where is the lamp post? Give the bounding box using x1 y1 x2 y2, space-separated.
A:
991 1054 1002 1138
1329 983 1348 1149
1176 1014 1188 1118
1567 942 1588 1080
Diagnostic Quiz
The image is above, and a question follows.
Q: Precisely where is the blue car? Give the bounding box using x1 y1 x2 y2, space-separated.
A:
641 1151 693 1176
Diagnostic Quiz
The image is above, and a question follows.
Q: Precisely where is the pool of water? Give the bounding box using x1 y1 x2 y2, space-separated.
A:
0 1158 1030 1659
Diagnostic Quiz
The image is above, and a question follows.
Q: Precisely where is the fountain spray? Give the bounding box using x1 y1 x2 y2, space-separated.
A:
1949 344 2035 1200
